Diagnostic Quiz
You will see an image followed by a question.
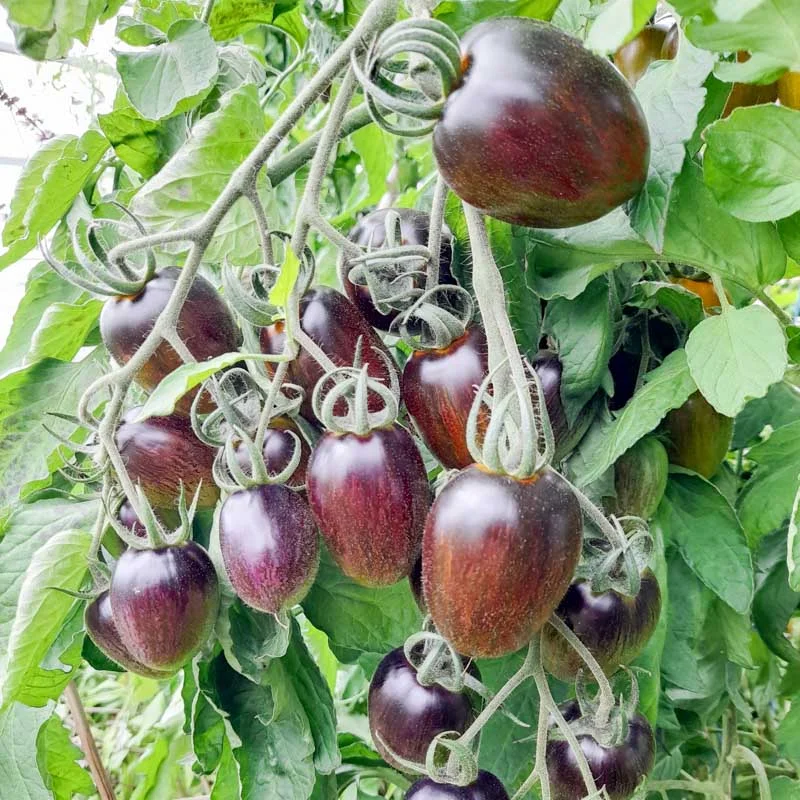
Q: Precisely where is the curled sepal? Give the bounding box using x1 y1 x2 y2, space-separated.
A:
424 732 479 788
396 285 474 350
351 18 461 137
404 628 465 692
312 346 400 435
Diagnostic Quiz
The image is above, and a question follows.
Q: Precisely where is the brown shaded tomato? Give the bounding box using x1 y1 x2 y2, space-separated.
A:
345 208 455 330
541 570 662 681
423 465 582 659
605 437 668 520
85 591 171 678
219 484 319 615
110 541 220 672
368 647 476 771
234 416 310 488
307 424 430 587
722 52 779 118
260 287 394 421
433 18 650 228
547 701 655 800
613 23 676 87
100 267 240 414
779 71 800 109
115 409 220 510
662 392 733 479
406 771 510 799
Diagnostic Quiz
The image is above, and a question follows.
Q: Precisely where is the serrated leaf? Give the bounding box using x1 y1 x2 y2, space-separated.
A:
660 473 753 613
116 19 218 121
0 130 108 270
573 349 697 486
0 702 53 800
686 305 787 418
704 105 800 223
627 280 705 329
0 529 91 710
27 299 102 365
585 0 656 55
732 380 800 448
36 714 94 800
208 0 282 40
432 0 560 34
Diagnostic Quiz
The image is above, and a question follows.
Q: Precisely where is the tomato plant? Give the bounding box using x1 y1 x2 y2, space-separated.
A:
0 1 799 799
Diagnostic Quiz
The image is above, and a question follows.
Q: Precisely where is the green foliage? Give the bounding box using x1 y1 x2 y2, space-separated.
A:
36 714 94 799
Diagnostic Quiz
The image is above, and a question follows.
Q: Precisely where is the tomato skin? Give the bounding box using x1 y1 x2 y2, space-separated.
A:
779 71 800 109
368 647 476 771
219 484 319 614
307 424 430 586
402 326 487 469
672 277 725 312
433 18 649 228
260 287 394 422
547 701 655 800
613 24 674 87
406 771 510 799
100 267 240 414
662 392 733 479
606 437 668 520
85 591 171 678
234 416 310 488
532 350 569 450
345 208 455 330
409 555 426 613
722 52 778 118
110 541 220 672
115 409 219 510
541 570 662 682
423 465 582 659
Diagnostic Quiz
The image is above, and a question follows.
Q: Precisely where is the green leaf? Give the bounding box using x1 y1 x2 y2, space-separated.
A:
270 249 301 308
302 548 421 669
0 702 53 800
771 777 800 800
210 739 240 799
117 19 218 121
0 355 105 510
627 280 705 329
738 420 800 546
542 276 614 425
732 380 800 448
703 105 800 223
27 300 102 364
715 599 756 668
788 482 800 591
630 39 715 250
572 349 697 486
686 305 788 417
778 212 800 262
0 130 109 270
660 473 753 614
753 558 800 665
131 84 272 265
209 0 283 40
225 598 291 681
585 0 657 55
351 126 394 208
432 0 560 34
0 529 91 710
777 701 800 763
36 714 94 800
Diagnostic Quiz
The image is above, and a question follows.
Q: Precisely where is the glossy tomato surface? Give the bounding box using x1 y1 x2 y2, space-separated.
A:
101 267 240 413
613 24 675 86
606 437 668 520
532 350 569 449
85 591 170 678
406 771 510 799
110 541 220 672
433 19 649 228
219 483 319 614
345 208 455 330
307 424 430 586
662 392 733 479
234 416 310 488
423 465 582 658
541 569 662 681
115 409 219 509
722 53 778 117
547 701 655 800
402 326 487 469
368 647 475 770
260 287 394 421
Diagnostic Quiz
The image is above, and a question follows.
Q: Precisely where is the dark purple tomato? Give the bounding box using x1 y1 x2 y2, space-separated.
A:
547 701 655 800
423 465 582 659
406 771 510 799
662 392 733 479
115 409 219 510
368 647 475 770
409 555 426 613
260 287 394 421
100 267 240 414
110 541 220 671
532 350 568 448
402 326 487 470
234 416 310 488
118 500 180 538
541 569 662 681
219 483 319 615
307 424 430 587
433 19 650 228
608 350 639 411
344 208 455 330
85 591 170 678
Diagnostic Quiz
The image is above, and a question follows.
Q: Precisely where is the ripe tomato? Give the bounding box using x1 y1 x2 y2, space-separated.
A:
307 424 430 586
779 71 800 109
345 208 455 330
100 267 240 414
234 416 310 488
613 23 677 86
671 277 726 313
406 772 510 799
110 541 220 672
541 570 662 681
423 465 582 658
433 18 650 227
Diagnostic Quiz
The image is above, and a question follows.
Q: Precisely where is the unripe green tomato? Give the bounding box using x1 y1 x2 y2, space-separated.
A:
606 436 668 520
